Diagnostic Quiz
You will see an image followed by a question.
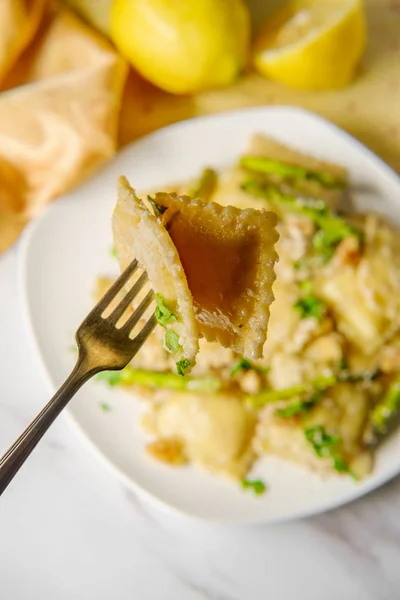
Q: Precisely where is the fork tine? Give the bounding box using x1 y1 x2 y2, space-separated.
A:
131 314 157 349
93 259 138 315
119 289 155 335
107 271 149 325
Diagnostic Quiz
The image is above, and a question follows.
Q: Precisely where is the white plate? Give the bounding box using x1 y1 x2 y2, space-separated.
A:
20 106 400 524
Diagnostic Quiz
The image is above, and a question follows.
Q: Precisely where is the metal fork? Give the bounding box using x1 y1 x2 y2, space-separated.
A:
0 258 156 496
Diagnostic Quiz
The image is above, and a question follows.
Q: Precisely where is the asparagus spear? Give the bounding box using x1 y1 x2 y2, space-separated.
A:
97 366 221 393
240 155 346 189
369 377 400 436
246 374 336 408
190 167 218 201
242 179 359 259
277 391 323 418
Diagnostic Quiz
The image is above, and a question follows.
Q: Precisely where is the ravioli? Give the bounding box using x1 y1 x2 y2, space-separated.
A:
112 177 199 370
113 177 279 361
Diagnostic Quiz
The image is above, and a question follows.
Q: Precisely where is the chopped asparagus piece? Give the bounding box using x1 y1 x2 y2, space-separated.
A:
240 155 346 189
277 391 322 418
242 179 360 258
98 366 221 393
370 377 400 434
246 374 336 407
246 384 310 407
190 168 218 201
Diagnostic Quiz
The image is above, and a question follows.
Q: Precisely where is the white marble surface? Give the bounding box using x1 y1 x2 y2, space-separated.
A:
1 245 400 600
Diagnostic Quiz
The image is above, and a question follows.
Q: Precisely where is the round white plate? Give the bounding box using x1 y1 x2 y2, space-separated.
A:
20 106 400 523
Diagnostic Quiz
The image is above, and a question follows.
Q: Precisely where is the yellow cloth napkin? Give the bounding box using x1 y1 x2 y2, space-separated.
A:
0 0 127 252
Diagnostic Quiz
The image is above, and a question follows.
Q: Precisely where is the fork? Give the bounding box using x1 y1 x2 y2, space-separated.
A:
0 258 156 496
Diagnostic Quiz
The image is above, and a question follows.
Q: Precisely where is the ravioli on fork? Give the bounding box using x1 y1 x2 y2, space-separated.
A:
112 176 279 373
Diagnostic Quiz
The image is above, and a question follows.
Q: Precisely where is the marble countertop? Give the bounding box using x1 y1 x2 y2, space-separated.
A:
1 246 400 600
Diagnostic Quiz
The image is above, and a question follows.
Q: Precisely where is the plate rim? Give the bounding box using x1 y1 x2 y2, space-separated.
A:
18 104 400 524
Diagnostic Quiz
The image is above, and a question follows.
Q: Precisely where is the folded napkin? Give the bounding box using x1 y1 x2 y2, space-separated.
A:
0 0 127 252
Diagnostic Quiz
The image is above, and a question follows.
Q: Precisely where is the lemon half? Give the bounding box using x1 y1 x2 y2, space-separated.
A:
253 0 366 91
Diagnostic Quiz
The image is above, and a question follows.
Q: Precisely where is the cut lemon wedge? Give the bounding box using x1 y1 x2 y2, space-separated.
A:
253 0 366 91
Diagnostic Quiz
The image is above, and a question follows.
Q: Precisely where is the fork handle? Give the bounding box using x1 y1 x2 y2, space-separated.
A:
0 359 95 496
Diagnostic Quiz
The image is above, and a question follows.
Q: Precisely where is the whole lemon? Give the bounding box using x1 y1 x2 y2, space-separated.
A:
110 0 250 94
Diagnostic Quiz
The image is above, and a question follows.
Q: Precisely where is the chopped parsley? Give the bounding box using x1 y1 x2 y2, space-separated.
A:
109 246 117 258
241 479 267 495
231 358 269 376
147 196 167 217
304 425 353 476
165 329 181 354
154 294 182 357
99 401 112 412
333 456 351 474
294 281 327 321
176 358 191 376
231 357 252 375
294 296 326 321
155 293 178 327
304 425 340 458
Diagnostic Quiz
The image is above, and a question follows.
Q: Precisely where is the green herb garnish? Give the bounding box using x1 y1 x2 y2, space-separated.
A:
165 330 181 354
231 358 269 376
231 357 252 375
304 425 353 475
99 401 112 412
176 358 191 376
294 296 326 321
240 155 345 189
304 425 340 457
241 479 267 495
154 293 178 327
109 246 117 258
147 196 167 217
